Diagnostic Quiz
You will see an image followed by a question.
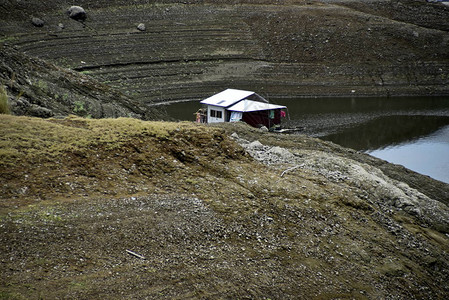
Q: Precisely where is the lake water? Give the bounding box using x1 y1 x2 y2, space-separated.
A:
162 97 449 184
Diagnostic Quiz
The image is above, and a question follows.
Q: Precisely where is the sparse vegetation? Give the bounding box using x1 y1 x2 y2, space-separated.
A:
72 100 86 114
0 46 150 119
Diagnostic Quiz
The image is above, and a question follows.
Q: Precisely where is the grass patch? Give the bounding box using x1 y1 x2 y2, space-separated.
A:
0 115 239 204
0 290 27 300
0 115 194 166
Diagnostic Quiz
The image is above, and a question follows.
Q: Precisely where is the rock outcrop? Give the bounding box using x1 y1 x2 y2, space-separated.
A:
236 134 449 233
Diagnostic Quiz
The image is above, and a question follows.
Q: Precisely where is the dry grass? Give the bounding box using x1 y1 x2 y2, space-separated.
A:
0 115 246 207
0 87 10 115
0 115 195 165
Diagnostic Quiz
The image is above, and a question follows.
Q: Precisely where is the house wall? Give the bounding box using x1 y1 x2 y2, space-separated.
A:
207 105 225 123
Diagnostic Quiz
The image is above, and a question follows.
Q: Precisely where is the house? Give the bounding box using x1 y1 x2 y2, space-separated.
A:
198 89 286 128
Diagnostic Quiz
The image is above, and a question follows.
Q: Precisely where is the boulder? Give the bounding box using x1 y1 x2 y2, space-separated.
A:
230 132 239 139
137 23 146 31
67 6 87 21
267 146 295 160
31 17 44 27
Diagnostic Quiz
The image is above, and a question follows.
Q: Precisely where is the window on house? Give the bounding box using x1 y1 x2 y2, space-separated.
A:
210 109 222 119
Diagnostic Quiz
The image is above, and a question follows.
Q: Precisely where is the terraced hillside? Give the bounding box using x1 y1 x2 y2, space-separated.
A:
1 0 448 109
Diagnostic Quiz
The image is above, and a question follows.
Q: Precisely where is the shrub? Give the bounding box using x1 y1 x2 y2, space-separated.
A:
0 86 10 114
73 101 86 114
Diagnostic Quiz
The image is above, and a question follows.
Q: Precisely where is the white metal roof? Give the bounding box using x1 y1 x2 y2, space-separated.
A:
200 89 256 107
227 99 286 112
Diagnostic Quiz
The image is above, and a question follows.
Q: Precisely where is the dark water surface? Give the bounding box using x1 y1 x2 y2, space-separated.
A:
162 97 449 183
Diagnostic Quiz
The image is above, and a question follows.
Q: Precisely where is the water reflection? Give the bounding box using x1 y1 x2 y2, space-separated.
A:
322 115 449 151
274 96 449 116
367 125 449 184
274 97 449 137
162 100 201 122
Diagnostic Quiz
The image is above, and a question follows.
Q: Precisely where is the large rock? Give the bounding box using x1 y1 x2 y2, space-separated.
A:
67 6 87 21
137 23 146 31
31 17 44 27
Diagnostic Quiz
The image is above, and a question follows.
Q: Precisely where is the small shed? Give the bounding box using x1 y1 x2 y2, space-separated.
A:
199 89 286 128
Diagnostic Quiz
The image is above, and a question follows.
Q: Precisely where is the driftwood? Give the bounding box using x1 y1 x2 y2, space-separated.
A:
280 165 302 177
126 249 146 260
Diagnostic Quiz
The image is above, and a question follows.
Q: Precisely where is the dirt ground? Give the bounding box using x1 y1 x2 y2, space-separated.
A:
1 115 448 299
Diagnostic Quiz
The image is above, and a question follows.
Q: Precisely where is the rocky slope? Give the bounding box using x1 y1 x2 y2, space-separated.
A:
1 0 448 112
0 45 155 119
1 115 448 299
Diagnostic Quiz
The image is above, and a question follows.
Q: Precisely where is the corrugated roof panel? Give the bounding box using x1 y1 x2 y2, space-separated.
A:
227 100 286 112
200 89 255 107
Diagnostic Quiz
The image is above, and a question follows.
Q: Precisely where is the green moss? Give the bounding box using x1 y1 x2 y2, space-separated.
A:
0 36 18 43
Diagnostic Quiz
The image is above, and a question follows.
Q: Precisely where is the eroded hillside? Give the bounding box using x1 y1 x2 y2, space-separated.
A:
1 115 448 299
1 0 448 111
0 46 156 119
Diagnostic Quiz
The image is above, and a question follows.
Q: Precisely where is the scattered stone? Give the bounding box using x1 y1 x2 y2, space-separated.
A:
67 6 87 21
230 132 239 139
31 17 44 27
28 105 54 118
137 23 146 31
267 146 295 160
259 126 269 132
247 140 265 150
58 23 65 29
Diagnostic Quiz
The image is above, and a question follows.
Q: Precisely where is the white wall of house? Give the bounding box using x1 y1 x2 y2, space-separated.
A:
207 105 225 123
